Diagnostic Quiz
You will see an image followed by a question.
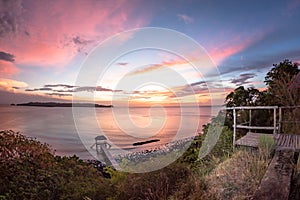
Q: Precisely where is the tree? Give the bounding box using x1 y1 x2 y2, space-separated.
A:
225 86 261 107
264 59 300 106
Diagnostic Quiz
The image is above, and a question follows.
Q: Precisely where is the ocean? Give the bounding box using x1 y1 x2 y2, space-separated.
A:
0 105 221 160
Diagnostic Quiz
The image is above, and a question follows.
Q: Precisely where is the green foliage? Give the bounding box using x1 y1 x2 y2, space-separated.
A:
194 126 233 176
258 135 275 159
0 130 112 200
179 134 206 163
280 107 300 134
225 86 262 107
198 122 227 160
225 59 300 135
265 59 299 106
265 59 299 88
108 162 192 200
180 121 233 173
224 86 270 129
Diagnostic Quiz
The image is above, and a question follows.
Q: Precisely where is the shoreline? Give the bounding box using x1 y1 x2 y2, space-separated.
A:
113 136 196 163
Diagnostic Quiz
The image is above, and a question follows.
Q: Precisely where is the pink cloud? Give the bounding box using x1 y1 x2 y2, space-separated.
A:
128 58 194 76
0 78 28 92
207 30 269 65
208 40 249 65
0 60 19 77
0 0 149 69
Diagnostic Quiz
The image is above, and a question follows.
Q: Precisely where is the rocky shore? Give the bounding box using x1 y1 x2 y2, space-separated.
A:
114 137 194 163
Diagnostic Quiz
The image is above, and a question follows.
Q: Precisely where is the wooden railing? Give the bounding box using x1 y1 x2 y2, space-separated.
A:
226 106 278 147
226 106 300 147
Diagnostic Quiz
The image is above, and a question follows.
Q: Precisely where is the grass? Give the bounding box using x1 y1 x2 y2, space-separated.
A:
258 135 275 160
198 149 271 199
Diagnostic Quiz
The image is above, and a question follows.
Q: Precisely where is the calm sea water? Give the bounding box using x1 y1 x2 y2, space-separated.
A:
0 105 220 159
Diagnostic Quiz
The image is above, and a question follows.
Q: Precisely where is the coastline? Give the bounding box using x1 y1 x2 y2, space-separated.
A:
113 136 195 163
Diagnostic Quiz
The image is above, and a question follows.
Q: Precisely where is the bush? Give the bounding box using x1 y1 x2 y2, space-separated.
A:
107 162 192 200
0 130 112 200
258 135 275 160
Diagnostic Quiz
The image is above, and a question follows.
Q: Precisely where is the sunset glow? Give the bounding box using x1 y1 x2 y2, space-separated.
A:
1 0 300 105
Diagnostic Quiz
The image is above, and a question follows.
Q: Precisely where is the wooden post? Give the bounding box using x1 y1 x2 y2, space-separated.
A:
273 107 277 135
278 107 282 134
249 109 252 133
233 108 236 149
249 109 252 126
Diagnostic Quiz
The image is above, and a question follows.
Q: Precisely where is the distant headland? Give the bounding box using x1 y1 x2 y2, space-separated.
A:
11 102 113 108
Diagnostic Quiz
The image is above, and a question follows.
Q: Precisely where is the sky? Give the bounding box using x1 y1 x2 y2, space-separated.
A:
0 0 300 106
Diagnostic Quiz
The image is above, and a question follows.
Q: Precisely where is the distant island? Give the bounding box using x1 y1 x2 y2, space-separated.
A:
11 102 113 108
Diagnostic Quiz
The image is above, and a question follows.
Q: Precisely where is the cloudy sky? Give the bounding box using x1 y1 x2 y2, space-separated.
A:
0 0 300 105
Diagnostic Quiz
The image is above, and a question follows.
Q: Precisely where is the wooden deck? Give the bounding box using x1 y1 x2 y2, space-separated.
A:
275 134 300 149
235 132 300 150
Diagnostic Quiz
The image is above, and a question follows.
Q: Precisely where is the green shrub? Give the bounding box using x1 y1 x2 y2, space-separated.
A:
258 135 275 159
0 130 113 200
108 162 192 200
180 124 233 165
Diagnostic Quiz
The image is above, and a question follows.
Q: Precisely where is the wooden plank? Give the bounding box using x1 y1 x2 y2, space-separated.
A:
286 135 290 146
280 135 284 146
283 135 287 146
236 125 276 130
279 135 284 146
226 106 278 110
277 135 283 146
285 136 288 146
275 134 300 150
290 135 293 147
284 135 288 147
252 149 294 200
